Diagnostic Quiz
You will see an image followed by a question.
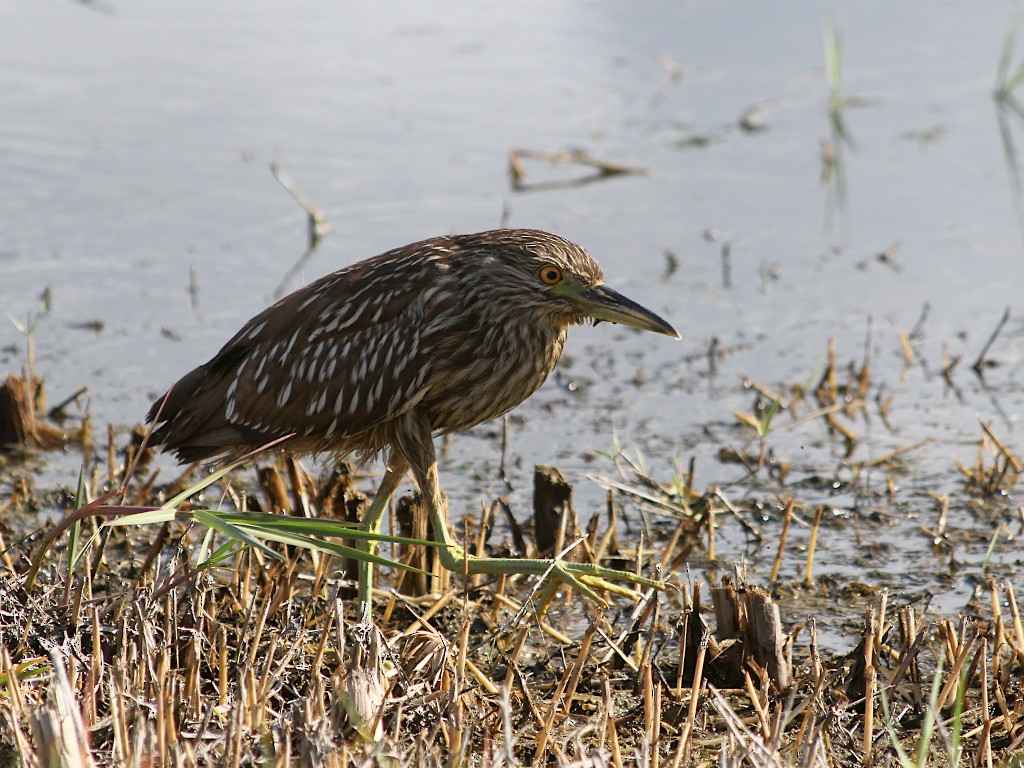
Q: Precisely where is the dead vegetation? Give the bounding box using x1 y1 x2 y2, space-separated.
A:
1 450 1022 766
0 371 88 452
507 149 647 193
1 325 1023 766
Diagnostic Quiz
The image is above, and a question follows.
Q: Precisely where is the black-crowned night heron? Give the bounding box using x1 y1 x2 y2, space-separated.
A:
148 229 679 616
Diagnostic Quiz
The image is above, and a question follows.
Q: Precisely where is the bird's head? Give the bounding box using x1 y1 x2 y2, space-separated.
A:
458 229 680 339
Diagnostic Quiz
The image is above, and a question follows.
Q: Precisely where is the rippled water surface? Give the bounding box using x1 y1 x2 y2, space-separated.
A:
3 1 1023 647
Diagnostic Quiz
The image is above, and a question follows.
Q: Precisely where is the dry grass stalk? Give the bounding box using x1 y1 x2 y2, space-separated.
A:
769 497 795 584
803 506 824 587
861 605 876 767
5 436 1024 766
508 148 646 192
958 421 1023 496
679 627 708 762
28 651 96 768
5 538 1024 766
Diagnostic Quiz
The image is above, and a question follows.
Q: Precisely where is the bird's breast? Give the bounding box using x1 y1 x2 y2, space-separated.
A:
420 314 568 434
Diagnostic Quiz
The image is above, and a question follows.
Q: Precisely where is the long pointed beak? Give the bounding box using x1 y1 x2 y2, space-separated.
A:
579 284 680 339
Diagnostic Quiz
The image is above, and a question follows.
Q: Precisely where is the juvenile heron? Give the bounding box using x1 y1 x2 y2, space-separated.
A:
148 229 679 614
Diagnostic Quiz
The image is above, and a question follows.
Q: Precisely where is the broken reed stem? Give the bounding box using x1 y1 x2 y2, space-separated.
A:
794 663 827 749
605 678 624 768
674 590 691 697
898 329 913 367
770 497 794 584
826 338 837 396
681 627 709 763
218 626 229 710
972 306 1011 373
535 611 602 760
804 506 824 587
535 670 571 759
1006 581 1024 659
559 609 601 719
990 616 1011 735
862 606 875 768
658 519 687 573
979 420 1024 472
980 640 993 767
935 629 976 712
455 616 471 697
643 658 656 767
744 671 771 738
889 608 925 690
489 593 573 645
502 623 533 696
707 502 715 560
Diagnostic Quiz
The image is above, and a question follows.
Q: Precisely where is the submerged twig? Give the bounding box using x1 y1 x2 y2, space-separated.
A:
971 307 1011 374
508 148 646 192
270 162 330 247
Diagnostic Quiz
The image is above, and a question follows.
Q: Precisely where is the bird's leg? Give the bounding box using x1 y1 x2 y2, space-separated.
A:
357 453 410 622
411 455 663 606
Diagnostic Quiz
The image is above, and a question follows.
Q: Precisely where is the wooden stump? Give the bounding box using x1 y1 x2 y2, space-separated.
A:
0 372 67 449
318 465 368 598
709 579 792 690
395 493 444 596
532 465 578 557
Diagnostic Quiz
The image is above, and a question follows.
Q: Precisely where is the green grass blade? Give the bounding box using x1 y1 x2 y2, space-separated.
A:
66 466 86 576
229 525 428 574
197 541 247 569
191 509 284 561
982 526 1001 571
176 509 429 574
160 457 249 512
104 507 178 527
212 510 439 547
196 526 215 565
880 684 915 767
191 529 248 569
822 0 845 96
997 3 1020 93
0 657 50 691
757 398 783 438
914 648 945 766
1007 66 1024 93
948 662 966 765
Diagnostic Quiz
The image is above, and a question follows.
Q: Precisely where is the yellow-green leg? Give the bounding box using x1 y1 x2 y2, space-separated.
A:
357 434 662 622
410 457 663 605
357 455 409 622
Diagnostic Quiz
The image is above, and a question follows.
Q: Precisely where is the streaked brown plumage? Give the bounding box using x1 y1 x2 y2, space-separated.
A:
149 228 678 610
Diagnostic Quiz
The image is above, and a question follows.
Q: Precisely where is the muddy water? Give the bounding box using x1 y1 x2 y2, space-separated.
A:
2 1 1022 648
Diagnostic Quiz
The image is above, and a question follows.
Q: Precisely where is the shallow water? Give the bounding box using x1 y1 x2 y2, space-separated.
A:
2 1 1022 649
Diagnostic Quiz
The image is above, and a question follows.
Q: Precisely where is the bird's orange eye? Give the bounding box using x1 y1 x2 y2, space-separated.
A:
538 265 563 285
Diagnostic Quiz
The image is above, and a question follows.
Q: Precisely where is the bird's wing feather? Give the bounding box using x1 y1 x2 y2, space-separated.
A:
223 257 441 442
153 247 455 458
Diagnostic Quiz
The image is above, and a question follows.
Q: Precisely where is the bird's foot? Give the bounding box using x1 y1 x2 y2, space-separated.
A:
436 541 663 606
